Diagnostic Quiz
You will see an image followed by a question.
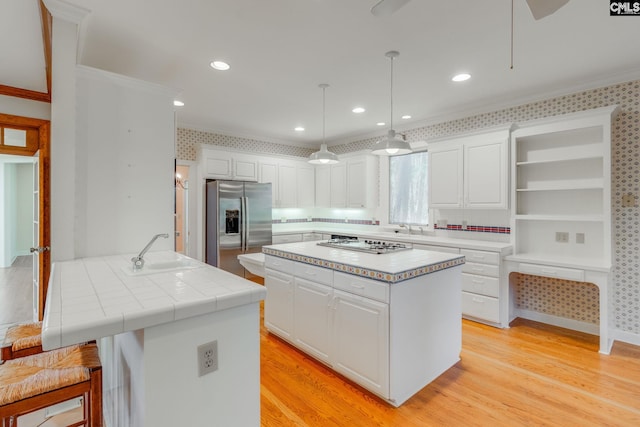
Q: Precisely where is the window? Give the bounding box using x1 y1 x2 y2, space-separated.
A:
389 151 429 225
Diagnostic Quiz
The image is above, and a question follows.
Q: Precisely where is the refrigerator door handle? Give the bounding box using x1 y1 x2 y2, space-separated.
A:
241 196 249 252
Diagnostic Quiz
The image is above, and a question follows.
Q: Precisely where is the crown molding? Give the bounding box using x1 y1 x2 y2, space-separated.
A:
42 0 90 24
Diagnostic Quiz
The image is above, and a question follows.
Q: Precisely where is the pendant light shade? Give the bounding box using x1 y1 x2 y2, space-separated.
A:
372 51 412 156
309 84 339 165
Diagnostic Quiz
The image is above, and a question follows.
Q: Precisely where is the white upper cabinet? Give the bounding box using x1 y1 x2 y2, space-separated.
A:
258 157 315 208
316 154 378 209
429 128 510 209
202 149 258 181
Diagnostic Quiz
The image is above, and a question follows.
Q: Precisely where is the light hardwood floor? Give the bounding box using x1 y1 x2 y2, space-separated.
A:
260 305 640 426
0 255 33 327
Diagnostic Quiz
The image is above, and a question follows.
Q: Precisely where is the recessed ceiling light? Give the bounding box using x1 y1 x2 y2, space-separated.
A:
377 122 386 126
352 107 366 113
452 73 471 82
401 115 411 120
294 126 305 132
210 60 230 71
173 100 185 107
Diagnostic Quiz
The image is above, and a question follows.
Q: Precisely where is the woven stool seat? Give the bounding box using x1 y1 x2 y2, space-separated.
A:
1 322 43 361
0 342 102 426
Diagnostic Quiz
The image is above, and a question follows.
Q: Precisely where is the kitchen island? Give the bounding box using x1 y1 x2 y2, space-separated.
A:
41 251 266 427
262 241 465 407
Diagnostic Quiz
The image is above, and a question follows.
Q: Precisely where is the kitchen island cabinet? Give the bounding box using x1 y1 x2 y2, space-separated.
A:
41 251 266 427
263 241 465 407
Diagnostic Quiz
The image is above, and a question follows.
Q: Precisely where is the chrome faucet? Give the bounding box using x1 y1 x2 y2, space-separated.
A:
131 233 169 271
399 224 413 233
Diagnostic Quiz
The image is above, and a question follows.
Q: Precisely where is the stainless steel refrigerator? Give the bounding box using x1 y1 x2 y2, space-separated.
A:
205 180 272 279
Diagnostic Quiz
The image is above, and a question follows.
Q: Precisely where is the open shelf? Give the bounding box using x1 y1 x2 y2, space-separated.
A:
515 214 604 222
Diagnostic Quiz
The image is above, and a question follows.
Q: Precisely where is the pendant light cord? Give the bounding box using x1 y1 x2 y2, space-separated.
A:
322 85 326 144
389 54 394 130
510 0 514 70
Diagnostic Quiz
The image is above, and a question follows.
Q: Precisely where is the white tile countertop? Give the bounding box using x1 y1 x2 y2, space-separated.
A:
41 251 266 350
272 227 513 254
263 241 465 283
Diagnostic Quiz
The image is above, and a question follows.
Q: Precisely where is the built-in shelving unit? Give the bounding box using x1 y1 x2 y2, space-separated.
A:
510 107 618 268
505 105 619 353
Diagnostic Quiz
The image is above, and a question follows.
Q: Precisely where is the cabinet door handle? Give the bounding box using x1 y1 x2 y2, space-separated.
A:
472 267 485 272
472 255 485 260
350 283 365 289
472 279 485 284
541 268 557 275
472 297 485 303
304 270 316 276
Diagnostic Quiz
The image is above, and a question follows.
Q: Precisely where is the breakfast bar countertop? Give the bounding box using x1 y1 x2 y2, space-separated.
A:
41 250 266 350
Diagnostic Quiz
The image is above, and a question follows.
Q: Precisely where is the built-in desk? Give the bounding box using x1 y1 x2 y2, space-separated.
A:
504 255 611 354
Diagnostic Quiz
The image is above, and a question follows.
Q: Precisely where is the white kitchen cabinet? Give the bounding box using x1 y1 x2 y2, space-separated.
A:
302 232 323 241
258 160 278 206
260 159 314 208
272 234 302 244
294 277 332 363
330 163 347 207
264 268 294 340
320 154 378 208
315 166 331 207
297 164 315 208
202 149 258 181
460 248 501 324
429 128 510 209
278 162 298 208
332 289 389 397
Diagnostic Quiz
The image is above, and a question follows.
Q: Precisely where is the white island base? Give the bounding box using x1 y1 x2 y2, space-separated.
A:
263 242 464 407
100 303 260 426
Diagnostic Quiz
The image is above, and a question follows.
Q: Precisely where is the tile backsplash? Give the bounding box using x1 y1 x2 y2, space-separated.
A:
177 79 640 338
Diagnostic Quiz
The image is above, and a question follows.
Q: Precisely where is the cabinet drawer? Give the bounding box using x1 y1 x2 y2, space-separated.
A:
519 263 584 282
462 262 499 278
333 272 389 303
462 274 499 298
265 255 295 274
462 292 500 323
294 263 333 286
460 249 500 265
272 234 302 244
413 244 460 254
302 233 323 242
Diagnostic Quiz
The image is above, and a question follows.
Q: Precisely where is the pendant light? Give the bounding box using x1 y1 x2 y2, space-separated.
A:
308 84 339 165
372 51 412 156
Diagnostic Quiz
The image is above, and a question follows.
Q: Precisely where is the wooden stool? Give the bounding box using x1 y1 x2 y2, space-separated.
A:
0 342 102 426
1 322 43 361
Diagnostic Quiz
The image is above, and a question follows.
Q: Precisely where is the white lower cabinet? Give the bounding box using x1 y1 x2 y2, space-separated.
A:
264 268 294 340
331 289 389 396
293 278 332 363
460 249 501 324
265 256 390 400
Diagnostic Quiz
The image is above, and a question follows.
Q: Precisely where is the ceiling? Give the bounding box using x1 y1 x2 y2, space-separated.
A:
4 1 640 148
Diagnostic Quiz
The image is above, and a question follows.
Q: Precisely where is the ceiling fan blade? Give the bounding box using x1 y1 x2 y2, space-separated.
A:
525 0 570 20
371 0 411 17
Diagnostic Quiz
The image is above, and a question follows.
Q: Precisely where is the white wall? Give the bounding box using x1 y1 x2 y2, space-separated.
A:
74 66 176 257
0 95 50 121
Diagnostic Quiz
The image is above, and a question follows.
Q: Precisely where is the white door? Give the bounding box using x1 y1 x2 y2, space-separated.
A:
294 278 332 363
464 139 508 208
331 290 389 398
264 269 294 340
278 163 297 208
428 145 463 208
347 158 365 208
330 163 347 207
31 154 41 321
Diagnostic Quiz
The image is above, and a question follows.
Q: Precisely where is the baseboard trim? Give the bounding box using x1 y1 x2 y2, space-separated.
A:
610 329 640 347
513 309 599 335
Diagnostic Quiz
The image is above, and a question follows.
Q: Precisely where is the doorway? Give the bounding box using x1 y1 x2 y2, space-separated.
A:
0 113 50 322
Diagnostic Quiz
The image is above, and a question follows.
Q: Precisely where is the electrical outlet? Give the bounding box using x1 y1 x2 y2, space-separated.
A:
576 233 585 244
197 340 218 377
555 232 569 243
462 220 468 230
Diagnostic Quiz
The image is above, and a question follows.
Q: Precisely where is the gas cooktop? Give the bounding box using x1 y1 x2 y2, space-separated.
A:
317 238 412 254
